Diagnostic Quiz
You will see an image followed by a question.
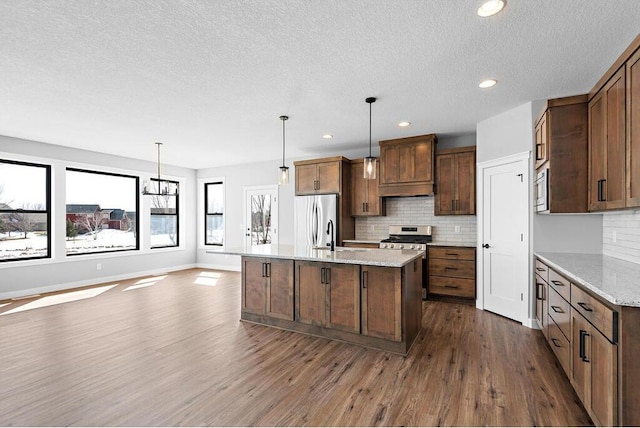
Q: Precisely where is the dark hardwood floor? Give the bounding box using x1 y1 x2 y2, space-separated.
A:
0 269 591 426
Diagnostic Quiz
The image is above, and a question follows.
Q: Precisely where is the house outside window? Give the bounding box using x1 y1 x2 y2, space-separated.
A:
0 159 51 262
66 168 139 255
205 181 224 246
150 178 179 248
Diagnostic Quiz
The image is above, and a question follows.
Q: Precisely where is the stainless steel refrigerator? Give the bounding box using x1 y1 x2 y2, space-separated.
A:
294 194 338 248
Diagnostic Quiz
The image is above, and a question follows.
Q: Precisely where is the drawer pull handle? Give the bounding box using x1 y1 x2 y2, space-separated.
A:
536 267 545 272
551 305 564 314
577 302 593 312
551 338 561 348
444 285 459 289
445 267 458 271
446 253 459 256
551 280 564 287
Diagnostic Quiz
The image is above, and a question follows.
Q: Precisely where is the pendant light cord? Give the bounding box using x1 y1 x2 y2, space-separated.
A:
282 118 286 166
156 142 162 182
369 101 372 157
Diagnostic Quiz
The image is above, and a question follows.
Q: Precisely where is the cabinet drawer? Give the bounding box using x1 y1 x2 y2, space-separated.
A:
429 246 475 261
428 276 475 298
428 258 475 278
548 321 571 375
571 284 618 343
548 268 570 302
548 286 571 341
534 259 549 283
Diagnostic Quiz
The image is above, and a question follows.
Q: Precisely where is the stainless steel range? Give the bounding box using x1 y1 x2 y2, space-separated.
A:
379 225 432 251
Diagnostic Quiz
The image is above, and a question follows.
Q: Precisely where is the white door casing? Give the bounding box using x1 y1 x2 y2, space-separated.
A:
244 185 279 248
477 152 530 324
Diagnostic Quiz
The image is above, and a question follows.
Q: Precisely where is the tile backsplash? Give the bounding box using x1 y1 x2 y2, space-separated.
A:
355 197 477 244
603 210 640 264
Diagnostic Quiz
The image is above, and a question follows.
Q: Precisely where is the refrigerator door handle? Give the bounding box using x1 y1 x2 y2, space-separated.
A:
317 196 324 247
311 197 318 246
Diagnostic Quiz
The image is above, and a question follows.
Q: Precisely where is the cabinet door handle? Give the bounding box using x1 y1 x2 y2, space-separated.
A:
326 268 331 284
451 200 455 211
365 202 369 212
551 338 561 348
550 305 564 314
363 270 368 289
362 202 365 212
551 280 564 287
535 267 545 272
535 143 542 160
536 283 543 301
320 267 325 284
266 263 271 278
577 302 593 312
444 284 459 289
579 330 590 362
456 200 459 210
262 263 266 277
601 179 607 201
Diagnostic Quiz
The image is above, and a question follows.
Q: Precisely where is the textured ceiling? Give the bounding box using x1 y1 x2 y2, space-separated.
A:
1 0 639 169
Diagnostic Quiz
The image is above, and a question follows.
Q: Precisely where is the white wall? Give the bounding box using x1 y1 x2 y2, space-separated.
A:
196 158 296 270
0 135 197 299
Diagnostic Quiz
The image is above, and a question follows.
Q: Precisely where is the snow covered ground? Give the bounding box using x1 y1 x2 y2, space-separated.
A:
66 229 137 254
0 232 48 260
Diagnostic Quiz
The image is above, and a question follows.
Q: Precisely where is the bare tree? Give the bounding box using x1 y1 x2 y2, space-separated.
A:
9 203 45 239
80 210 106 240
251 195 271 245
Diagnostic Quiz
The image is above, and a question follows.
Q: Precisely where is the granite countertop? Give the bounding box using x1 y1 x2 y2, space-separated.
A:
536 252 640 307
342 239 381 244
209 244 424 267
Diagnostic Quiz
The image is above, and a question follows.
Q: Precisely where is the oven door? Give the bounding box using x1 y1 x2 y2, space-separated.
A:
534 168 549 212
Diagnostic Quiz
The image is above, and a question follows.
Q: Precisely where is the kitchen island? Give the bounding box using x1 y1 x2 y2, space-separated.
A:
214 245 425 355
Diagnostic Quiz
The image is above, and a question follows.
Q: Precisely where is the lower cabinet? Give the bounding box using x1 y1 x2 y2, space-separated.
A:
242 257 294 320
535 273 548 338
571 309 618 427
361 265 402 342
295 261 361 334
427 246 476 299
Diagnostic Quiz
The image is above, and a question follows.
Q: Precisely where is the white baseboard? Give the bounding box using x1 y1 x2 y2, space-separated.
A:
523 317 540 329
196 263 241 272
0 263 197 300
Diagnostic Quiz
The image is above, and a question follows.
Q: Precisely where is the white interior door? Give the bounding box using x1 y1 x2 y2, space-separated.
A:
244 186 279 248
479 154 529 323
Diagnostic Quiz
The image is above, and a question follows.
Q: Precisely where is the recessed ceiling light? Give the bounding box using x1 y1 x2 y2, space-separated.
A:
322 134 333 139
477 0 505 17
479 79 498 88
398 121 411 127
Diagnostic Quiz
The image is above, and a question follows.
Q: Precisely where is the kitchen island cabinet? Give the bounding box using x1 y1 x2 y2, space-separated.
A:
242 257 294 320
220 245 424 355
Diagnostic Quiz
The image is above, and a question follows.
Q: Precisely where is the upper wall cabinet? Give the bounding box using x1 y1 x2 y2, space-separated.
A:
378 134 437 197
587 33 640 211
535 95 589 213
294 156 347 195
350 158 385 217
434 146 476 216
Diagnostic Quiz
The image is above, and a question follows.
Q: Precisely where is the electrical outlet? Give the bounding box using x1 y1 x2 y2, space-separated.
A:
613 230 617 243
96 263 102 271
370 224 375 232
454 225 461 233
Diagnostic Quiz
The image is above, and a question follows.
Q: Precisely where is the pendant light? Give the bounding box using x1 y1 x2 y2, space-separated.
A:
142 142 179 196
278 115 290 185
364 97 377 180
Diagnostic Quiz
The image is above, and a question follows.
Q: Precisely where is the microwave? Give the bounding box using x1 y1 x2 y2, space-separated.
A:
535 168 549 212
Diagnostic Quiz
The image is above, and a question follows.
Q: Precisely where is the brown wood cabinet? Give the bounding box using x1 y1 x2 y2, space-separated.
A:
589 67 627 211
535 272 548 339
350 158 385 217
378 134 437 197
535 95 589 213
427 246 475 299
361 265 402 341
627 48 640 207
342 241 380 249
571 308 618 427
241 257 294 321
294 157 345 195
434 146 476 215
294 261 360 334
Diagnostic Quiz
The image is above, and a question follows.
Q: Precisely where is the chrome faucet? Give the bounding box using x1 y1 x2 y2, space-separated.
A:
326 220 335 252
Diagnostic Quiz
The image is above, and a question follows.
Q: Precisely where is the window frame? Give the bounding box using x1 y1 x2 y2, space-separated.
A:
204 181 224 246
0 158 52 263
65 167 140 256
149 177 179 249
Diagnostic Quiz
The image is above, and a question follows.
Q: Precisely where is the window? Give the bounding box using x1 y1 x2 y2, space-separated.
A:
66 168 139 255
149 178 179 248
205 181 224 246
0 159 51 262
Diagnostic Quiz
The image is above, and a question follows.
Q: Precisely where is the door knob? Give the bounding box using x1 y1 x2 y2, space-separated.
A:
482 243 490 248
